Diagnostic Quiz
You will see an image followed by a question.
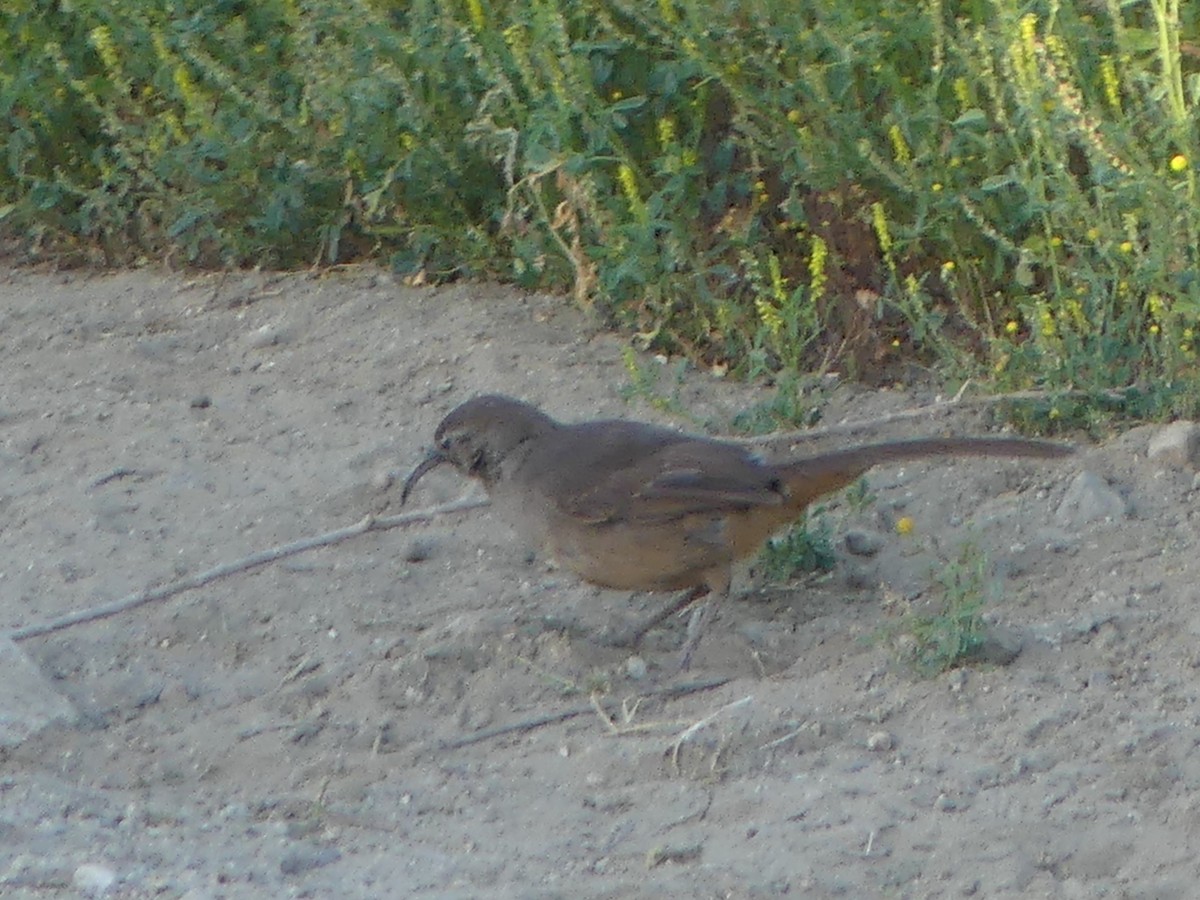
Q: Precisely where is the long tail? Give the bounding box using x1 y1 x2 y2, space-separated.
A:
774 436 1073 510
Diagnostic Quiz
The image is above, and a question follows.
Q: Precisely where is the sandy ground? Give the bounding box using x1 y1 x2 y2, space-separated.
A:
2 266 1200 899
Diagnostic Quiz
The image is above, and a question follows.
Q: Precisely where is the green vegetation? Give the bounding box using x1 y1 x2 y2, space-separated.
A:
881 541 994 675
758 511 836 582
3 1 1199 411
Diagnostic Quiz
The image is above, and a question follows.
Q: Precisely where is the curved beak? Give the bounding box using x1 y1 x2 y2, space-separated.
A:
401 448 448 504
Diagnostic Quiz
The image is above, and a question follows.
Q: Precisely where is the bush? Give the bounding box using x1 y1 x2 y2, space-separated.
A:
3 0 1198 409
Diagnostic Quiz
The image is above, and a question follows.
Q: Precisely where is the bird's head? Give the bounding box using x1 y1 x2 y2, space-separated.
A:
401 395 556 502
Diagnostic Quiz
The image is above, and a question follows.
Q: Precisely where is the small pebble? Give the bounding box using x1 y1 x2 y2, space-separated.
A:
844 529 885 557
623 655 648 680
248 323 287 348
866 731 895 752
1054 470 1128 527
73 863 116 895
404 538 436 563
280 845 341 876
1147 421 1200 470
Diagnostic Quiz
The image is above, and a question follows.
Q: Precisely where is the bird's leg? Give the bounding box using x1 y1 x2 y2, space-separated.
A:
677 598 713 671
594 585 710 649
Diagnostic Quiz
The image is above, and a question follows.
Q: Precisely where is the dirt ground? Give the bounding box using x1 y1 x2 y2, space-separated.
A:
2 266 1200 899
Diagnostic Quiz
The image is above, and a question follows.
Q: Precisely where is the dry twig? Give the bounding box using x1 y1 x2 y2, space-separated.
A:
5 496 488 642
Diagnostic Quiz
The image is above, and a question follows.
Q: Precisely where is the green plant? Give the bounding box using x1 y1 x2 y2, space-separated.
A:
887 542 994 675
730 372 825 434
4 0 1199 411
842 476 875 514
758 512 836 583
617 346 694 418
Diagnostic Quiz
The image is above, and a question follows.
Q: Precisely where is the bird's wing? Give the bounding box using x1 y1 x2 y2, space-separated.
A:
559 438 785 525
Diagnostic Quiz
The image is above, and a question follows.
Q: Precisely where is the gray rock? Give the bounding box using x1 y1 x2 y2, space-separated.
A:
247 322 290 348
866 730 895 751
844 529 886 557
1054 470 1128 528
404 537 437 563
0 637 77 748
964 625 1024 666
1146 421 1200 470
72 863 116 896
280 845 342 875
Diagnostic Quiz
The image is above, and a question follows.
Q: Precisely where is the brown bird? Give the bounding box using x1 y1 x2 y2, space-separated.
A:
402 394 1073 663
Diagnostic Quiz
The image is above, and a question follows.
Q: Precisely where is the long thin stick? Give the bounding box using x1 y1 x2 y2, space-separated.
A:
5 497 488 642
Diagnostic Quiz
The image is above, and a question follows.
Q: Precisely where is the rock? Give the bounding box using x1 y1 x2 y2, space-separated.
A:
247 322 289 349
1054 470 1128 528
866 731 895 751
844 529 885 557
964 625 1024 666
404 537 436 563
280 845 342 875
1146 421 1200 470
623 655 648 680
72 863 116 895
935 793 959 812
1033 526 1078 553
0 637 77 748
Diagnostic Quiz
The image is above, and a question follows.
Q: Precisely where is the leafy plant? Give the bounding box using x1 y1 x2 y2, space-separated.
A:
885 542 995 676
3 0 1199 410
758 512 836 583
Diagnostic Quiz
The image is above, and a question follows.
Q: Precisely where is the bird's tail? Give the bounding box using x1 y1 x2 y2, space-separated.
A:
774 436 1073 510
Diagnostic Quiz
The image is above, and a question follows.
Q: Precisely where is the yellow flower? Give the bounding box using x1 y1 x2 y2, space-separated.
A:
755 296 783 336
1005 320 1019 334
953 77 971 110
617 164 646 222
89 25 120 72
871 202 893 256
466 0 485 31
1119 241 1134 254
808 234 828 301
1170 154 1188 172
1038 306 1057 340
656 117 676 148
888 124 911 165
895 516 914 536
1100 56 1121 113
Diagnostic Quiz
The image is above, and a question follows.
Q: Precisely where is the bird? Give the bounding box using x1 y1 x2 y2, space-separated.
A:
402 394 1073 665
